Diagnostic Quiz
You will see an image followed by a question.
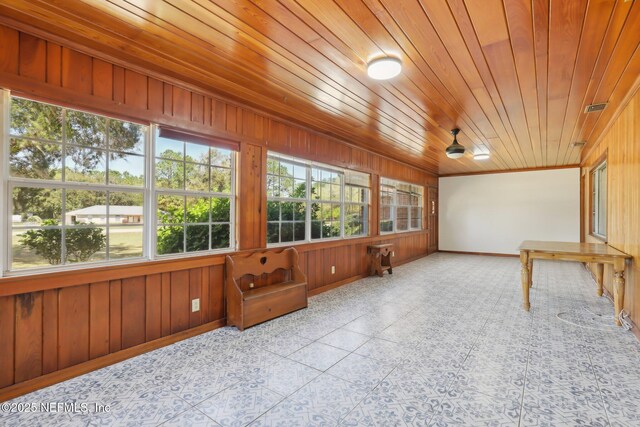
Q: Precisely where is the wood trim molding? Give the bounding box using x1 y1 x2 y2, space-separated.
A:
0 231 430 297
0 318 226 403
438 250 519 258
439 164 580 178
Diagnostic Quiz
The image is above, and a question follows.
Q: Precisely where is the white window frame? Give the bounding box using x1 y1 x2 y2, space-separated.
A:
266 152 370 247
152 127 236 257
592 160 607 239
0 92 237 277
379 177 424 234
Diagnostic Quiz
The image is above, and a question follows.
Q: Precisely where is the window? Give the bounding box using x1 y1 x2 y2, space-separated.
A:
2 93 237 275
8 97 147 271
154 130 234 255
591 160 607 239
266 153 370 245
380 178 423 233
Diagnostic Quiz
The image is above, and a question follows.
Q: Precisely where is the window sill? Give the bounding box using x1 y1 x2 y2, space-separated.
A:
589 233 607 244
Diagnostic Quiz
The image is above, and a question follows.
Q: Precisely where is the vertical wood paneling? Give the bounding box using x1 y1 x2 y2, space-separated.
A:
0 26 19 73
210 265 225 321
61 48 92 94
45 42 62 86
113 66 125 103
121 276 146 349
172 86 190 120
238 143 264 250
41 289 58 374
170 270 190 333
92 59 113 100
58 286 89 370
161 272 171 337
18 33 46 81
89 282 110 359
124 70 147 110
145 274 162 341
14 293 42 382
148 77 164 115
109 279 122 353
0 296 15 387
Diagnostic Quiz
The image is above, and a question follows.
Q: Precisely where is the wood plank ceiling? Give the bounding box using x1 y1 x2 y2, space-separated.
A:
0 0 638 175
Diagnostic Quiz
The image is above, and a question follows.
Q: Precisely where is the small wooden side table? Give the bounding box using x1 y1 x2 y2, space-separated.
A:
368 244 394 277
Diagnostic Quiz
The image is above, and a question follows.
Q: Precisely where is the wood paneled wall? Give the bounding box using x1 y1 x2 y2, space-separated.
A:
0 25 437 398
582 89 640 326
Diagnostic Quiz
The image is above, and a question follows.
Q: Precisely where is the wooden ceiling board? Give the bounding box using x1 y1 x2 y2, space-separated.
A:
0 0 637 175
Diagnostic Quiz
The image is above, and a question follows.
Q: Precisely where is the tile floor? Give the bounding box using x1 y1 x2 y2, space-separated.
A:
2 253 640 426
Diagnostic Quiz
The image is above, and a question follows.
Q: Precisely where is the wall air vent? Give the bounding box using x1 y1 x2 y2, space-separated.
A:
585 103 607 113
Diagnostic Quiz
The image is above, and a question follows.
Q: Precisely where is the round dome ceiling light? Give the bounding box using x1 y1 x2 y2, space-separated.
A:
367 57 402 80
473 153 490 160
445 128 465 159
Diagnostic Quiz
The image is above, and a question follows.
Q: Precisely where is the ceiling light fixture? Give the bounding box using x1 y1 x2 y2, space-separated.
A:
445 128 465 159
473 153 490 160
367 57 402 80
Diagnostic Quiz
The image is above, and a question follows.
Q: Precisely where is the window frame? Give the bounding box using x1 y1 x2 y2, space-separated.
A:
379 177 424 235
151 126 236 258
4 94 150 274
266 152 370 247
590 156 607 241
0 92 237 277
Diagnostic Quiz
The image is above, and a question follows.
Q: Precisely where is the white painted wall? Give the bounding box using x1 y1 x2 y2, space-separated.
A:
439 168 580 255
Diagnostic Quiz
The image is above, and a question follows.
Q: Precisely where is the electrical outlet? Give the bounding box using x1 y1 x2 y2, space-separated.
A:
249 282 255 288
191 298 200 312
331 266 336 274
392 251 395 257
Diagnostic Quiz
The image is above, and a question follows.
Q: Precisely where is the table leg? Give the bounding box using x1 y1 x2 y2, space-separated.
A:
528 259 533 288
520 250 530 311
613 265 625 327
595 263 604 297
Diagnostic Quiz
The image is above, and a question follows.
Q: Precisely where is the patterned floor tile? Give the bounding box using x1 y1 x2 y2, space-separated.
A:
288 374 370 422
326 353 396 389
162 408 221 426
318 329 370 352
196 382 284 427
250 397 337 427
248 358 322 396
288 342 349 371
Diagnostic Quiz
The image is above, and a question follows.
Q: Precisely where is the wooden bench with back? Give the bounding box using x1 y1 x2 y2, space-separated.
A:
225 247 308 331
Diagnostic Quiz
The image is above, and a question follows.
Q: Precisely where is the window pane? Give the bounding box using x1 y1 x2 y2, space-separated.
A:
66 110 106 148
267 222 279 244
211 197 231 222
330 184 340 201
109 120 144 154
293 202 306 221
211 224 230 249
13 187 62 224
186 163 209 192
10 139 62 180
157 226 184 255
109 153 144 186
12 227 62 269
157 195 184 224
65 147 106 184
267 175 279 198
66 226 106 263
65 190 107 225
598 166 607 235
397 207 409 231
311 221 321 239
211 167 232 193
381 220 393 233
211 148 231 167
10 98 63 141
281 222 294 242
281 202 294 221
109 192 143 224
186 197 210 223
267 201 280 221
186 225 209 252
294 222 306 241
186 142 210 164
293 179 306 198
155 159 184 189
156 136 183 160
109 226 143 259
411 207 421 229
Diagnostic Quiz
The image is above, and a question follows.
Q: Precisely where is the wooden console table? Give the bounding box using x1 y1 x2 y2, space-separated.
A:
368 244 393 277
518 241 631 326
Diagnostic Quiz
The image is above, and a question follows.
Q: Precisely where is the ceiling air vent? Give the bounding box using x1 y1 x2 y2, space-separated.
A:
571 141 586 149
585 103 607 113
